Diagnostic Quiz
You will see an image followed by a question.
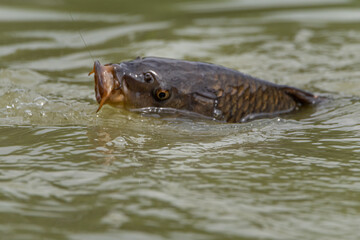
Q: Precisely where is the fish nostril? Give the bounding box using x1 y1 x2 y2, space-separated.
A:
144 72 154 83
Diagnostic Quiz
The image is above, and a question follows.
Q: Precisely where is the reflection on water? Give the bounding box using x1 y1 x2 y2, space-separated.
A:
0 0 360 239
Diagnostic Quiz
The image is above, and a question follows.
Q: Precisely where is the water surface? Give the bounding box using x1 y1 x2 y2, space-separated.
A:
1 0 360 239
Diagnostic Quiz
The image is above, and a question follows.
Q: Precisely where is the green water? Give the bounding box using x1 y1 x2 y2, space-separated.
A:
1 0 360 239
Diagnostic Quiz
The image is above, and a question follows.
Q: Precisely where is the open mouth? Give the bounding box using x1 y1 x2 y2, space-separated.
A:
89 60 117 112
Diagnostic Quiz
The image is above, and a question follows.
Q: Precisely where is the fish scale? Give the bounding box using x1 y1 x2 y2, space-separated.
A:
213 76 302 122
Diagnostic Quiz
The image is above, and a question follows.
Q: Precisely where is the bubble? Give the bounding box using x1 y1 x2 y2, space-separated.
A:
107 136 128 148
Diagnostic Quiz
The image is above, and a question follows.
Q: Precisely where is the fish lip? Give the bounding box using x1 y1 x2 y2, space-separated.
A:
92 60 126 112
93 60 118 103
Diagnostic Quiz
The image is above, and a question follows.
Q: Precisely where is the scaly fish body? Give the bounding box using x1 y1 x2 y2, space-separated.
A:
91 57 319 123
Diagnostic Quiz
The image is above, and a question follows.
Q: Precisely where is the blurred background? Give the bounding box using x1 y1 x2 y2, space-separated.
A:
0 0 360 240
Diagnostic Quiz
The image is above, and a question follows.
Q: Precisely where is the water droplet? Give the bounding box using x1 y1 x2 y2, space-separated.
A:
25 109 32 116
213 108 222 119
34 96 48 107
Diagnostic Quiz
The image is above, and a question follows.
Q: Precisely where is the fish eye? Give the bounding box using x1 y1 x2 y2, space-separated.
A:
155 88 170 101
144 72 154 83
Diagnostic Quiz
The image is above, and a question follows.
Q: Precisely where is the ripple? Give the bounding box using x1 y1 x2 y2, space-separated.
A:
1 0 360 240
0 6 139 23
264 9 360 23
180 0 350 13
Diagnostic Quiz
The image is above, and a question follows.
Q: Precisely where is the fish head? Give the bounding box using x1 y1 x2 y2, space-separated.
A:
92 57 218 117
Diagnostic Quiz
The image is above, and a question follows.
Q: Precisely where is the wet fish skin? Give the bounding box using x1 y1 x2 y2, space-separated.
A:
92 57 319 123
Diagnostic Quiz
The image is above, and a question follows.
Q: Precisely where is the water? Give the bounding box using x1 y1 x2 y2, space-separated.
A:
1 0 360 239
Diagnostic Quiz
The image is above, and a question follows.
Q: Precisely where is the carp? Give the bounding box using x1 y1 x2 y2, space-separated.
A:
90 57 320 123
